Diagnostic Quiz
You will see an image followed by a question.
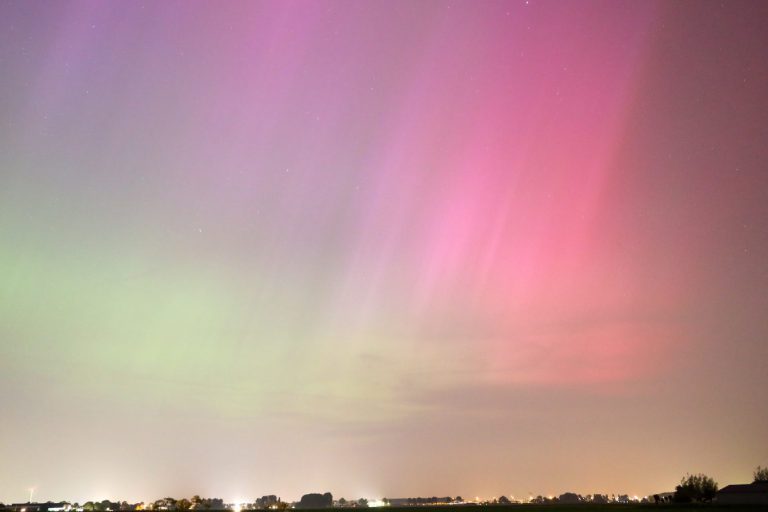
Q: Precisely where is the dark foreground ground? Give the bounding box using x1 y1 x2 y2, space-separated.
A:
439 507 764 512
406 507 765 512
394 507 767 511
298 507 768 512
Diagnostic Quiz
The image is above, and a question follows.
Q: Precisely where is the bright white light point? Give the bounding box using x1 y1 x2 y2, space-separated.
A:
368 500 388 508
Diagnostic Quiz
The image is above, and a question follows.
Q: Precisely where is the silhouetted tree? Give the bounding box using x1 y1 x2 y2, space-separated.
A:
755 466 768 483
297 494 332 509
674 473 718 503
356 499 367 508
497 496 510 505
558 493 581 504
454 497 462 504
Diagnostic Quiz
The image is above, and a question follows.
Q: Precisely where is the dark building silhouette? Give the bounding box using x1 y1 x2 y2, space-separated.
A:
717 482 768 505
6 504 70 512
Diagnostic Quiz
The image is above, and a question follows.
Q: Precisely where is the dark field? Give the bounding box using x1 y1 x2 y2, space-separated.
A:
295 507 768 512
385 507 768 512
395 507 766 511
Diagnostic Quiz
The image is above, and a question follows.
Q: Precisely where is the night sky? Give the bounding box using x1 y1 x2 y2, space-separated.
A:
1 0 767 504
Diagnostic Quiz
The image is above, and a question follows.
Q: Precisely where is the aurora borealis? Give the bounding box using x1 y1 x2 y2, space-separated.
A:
1 0 768 504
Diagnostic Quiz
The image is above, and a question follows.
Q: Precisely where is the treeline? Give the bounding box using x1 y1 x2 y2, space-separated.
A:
149 496 286 510
2 464 765 511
